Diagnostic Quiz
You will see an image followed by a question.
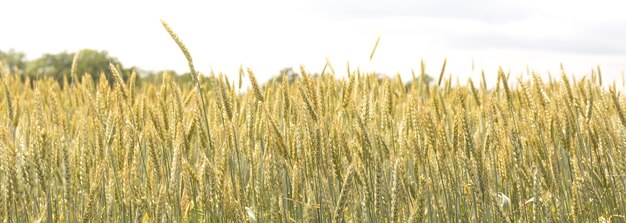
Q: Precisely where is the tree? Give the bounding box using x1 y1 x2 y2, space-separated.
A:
141 70 197 87
264 67 307 87
0 49 26 74
25 51 73 81
74 49 125 84
25 49 125 86
273 67 299 84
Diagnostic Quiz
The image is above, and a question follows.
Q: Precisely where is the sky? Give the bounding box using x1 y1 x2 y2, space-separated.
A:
2 0 626 86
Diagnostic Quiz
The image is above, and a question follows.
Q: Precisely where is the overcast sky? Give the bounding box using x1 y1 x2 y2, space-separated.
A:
2 0 626 85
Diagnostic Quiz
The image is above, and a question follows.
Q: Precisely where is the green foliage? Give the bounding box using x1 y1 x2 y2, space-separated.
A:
24 49 127 86
1 48 205 89
0 49 26 74
141 70 196 87
271 67 299 84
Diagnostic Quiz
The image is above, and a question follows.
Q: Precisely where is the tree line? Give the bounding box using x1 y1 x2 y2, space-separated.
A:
0 49 196 87
1 49 433 88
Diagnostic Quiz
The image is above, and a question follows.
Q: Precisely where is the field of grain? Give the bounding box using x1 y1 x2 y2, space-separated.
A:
1 22 626 223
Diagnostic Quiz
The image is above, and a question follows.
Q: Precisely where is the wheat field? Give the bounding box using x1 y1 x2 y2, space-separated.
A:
1 22 626 223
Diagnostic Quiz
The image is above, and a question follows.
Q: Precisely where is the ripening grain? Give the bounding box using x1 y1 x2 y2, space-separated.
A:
1 29 626 223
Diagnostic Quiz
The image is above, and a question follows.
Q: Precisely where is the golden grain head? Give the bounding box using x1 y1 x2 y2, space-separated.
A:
0 27 624 223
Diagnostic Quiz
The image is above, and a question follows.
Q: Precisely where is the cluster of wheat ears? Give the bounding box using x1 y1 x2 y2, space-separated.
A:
1 21 626 223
